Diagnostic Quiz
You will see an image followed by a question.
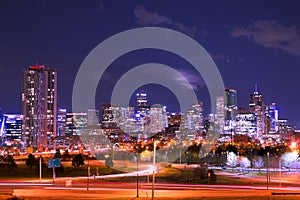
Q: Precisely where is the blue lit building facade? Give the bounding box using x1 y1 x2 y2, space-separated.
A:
2 114 23 142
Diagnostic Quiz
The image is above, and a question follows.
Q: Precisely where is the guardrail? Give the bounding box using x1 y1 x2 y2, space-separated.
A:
272 192 300 196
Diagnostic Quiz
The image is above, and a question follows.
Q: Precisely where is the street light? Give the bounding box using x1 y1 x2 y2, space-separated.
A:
152 141 158 200
87 154 90 191
136 153 139 198
279 157 282 187
39 155 42 182
134 141 142 198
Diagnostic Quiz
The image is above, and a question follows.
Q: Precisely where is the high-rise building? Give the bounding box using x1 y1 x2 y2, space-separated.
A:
22 64 57 149
148 105 168 134
87 109 99 126
224 88 237 135
249 85 264 136
235 112 257 137
136 91 149 113
277 119 288 139
65 113 87 136
216 96 225 135
264 103 279 134
101 103 120 127
179 102 204 140
57 108 67 136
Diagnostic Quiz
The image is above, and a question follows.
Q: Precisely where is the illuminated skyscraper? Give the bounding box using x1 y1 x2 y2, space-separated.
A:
264 103 278 134
216 96 225 135
224 88 237 135
249 85 264 136
22 64 57 149
235 112 257 137
65 112 87 136
136 91 149 113
148 105 167 134
101 103 120 128
57 108 67 136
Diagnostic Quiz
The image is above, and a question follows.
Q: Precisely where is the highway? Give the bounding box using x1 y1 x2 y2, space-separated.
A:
1 182 300 199
2 164 300 199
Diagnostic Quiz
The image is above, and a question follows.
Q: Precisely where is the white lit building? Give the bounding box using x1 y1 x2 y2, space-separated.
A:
235 113 257 137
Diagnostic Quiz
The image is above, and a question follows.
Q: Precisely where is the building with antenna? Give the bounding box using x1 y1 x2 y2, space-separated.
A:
249 84 264 137
22 64 57 149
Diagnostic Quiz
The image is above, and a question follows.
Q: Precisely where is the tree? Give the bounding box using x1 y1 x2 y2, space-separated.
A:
26 153 36 170
72 153 85 168
226 152 238 167
281 152 300 170
253 156 264 172
3 155 17 168
54 149 61 158
239 157 251 168
62 149 71 161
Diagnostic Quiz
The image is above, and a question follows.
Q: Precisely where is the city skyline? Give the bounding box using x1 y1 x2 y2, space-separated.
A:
1 1 300 127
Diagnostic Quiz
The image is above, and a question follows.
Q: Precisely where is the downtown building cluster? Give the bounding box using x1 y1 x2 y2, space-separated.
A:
215 86 294 145
0 64 298 152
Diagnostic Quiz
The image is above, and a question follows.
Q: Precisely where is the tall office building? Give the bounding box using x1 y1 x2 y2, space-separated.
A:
235 112 257 137
224 88 237 135
249 85 264 136
136 91 149 113
65 113 87 136
57 108 67 136
264 103 278 134
87 109 99 126
101 103 120 127
22 64 58 149
216 96 225 135
148 105 168 134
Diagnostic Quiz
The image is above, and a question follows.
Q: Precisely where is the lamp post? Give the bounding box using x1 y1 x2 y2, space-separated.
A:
39 155 42 182
179 146 182 165
279 157 282 187
266 152 269 190
136 153 139 198
87 155 90 191
152 141 158 200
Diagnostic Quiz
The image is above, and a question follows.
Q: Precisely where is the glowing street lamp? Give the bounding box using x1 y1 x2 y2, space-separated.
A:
152 140 159 200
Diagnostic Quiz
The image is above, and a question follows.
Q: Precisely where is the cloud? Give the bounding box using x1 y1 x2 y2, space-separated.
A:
176 69 206 91
173 22 198 37
134 5 171 26
134 5 199 36
230 19 300 56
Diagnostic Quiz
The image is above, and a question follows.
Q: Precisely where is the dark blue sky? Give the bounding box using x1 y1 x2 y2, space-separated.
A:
1 0 300 126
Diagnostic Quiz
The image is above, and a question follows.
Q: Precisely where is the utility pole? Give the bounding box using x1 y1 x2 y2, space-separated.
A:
87 155 90 191
266 152 269 190
39 155 42 181
136 154 139 198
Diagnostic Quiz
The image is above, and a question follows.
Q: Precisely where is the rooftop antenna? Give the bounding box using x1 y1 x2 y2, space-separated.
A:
254 84 258 94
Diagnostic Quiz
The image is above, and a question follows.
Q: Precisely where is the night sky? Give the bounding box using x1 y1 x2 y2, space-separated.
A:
1 1 300 126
